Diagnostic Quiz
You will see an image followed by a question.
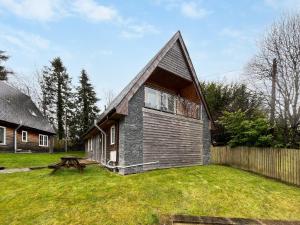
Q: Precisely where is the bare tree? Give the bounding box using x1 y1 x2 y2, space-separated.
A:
103 89 115 108
246 13 300 147
8 71 42 106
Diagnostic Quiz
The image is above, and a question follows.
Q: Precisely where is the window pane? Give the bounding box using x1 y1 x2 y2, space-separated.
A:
0 128 4 144
22 132 27 141
161 93 174 113
111 126 115 144
39 135 43 146
145 87 161 110
44 136 48 146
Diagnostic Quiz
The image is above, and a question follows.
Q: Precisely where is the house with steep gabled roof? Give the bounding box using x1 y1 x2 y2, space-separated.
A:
83 31 212 174
0 81 56 153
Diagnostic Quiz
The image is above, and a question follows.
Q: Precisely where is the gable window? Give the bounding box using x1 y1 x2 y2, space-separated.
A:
22 131 28 142
39 134 48 147
145 87 161 110
0 126 6 145
161 92 175 113
110 125 115 145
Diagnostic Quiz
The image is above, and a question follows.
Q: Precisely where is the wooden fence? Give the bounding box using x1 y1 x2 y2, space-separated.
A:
211 146 300 186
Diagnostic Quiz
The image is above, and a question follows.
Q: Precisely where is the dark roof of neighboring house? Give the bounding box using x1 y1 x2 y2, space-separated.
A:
83 31 213 137
0 81 55 134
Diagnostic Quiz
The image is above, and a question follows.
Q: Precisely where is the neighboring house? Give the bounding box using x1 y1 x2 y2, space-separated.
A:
0 81 55 153
83 31 213 175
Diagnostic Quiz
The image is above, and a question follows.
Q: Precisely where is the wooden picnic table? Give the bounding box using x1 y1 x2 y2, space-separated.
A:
48 156 86 174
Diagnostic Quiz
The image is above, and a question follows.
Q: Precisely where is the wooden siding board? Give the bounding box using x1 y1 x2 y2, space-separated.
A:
143 108 203 170
211 146 300 186
0 124 52 152
158 41 193 81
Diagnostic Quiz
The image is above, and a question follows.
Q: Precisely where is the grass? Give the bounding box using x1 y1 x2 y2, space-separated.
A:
0 151 84 168
0 154 300 225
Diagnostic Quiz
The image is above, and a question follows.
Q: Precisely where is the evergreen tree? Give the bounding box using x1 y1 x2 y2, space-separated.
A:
200 81 264 145
0 51 13 80
40 57 73 140
76 69 100 136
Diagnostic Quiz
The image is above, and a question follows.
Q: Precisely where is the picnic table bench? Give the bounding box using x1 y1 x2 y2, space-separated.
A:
48 156 86 174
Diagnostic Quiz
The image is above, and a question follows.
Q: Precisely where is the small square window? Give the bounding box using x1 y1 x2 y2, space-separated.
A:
110 125 115 145
22 131 28 142
39 134 48 147
0 126 6 145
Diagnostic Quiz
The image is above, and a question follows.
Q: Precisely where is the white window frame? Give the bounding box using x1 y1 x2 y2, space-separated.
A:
44 135 48 147
22 131 28 142
110 125 115 145
145 87 161 110
88 138 93 152
200 104 203 120
0 126 6 145
39 134 48 147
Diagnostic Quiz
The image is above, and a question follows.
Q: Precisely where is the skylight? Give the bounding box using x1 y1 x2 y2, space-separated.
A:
29 109 37 117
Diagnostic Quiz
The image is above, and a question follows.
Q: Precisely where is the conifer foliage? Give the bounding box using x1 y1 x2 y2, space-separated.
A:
39 58 100 148
0 50 13 80
72 69 100 141
40 57 73 140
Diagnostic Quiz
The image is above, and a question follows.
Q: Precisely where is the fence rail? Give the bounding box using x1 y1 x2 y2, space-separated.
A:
211 146 300 186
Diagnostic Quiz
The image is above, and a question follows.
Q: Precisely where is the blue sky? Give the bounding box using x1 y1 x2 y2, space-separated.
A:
0 0 298 107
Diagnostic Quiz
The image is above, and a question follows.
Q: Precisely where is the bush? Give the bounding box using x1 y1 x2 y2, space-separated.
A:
219 110 273 147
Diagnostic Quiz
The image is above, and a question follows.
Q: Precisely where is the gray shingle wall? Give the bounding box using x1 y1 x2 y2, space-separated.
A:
202 106 211 164
118 86 144 175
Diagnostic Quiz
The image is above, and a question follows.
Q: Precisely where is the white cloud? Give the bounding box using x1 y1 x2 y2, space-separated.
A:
72 0 119 22
153 0 212 19
181 1 211 19
0 26 50 52
264 0 300 9
0 0 157 39
0 0 67 21
121 23 159 39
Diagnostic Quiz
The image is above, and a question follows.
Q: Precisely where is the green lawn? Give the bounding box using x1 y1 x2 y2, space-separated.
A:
0 154 300 225
0 151 84 168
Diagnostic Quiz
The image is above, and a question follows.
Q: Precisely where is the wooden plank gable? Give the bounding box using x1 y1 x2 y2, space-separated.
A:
158 40 193 81
86 31 214 134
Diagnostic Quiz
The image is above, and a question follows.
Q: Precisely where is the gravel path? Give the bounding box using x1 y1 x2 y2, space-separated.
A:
0 168 31 174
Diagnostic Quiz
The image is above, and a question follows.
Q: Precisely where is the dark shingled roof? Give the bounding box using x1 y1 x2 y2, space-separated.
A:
0 81 55 134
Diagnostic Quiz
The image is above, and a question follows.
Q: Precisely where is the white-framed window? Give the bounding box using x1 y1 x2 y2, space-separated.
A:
200 103 203 120
22 131 28 142
110 125 115 145
145 87 161 110
161 92 175 113
39 134 48 147
88 138 93 152
0 126 6 145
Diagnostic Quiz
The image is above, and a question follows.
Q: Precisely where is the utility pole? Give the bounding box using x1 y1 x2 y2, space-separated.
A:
270 58 277 127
